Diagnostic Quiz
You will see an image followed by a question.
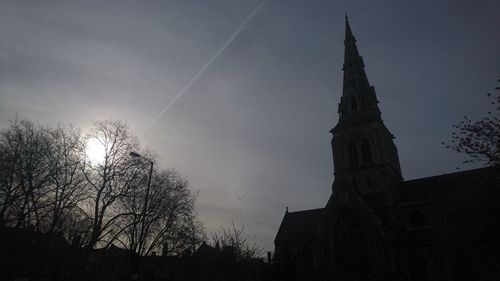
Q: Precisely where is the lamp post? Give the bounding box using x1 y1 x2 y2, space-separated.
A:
129 151 153 255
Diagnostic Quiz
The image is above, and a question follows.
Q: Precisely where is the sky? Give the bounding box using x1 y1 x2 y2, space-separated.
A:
1 0 499 252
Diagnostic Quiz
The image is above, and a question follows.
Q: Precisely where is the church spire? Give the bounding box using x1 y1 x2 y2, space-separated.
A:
330 17 402 185
334 16 381 132
344 13 355 43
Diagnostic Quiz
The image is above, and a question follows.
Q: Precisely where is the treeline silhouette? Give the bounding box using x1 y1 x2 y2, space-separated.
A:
0 118 212 280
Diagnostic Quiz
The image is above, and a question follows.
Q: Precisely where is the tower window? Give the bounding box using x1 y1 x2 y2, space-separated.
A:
348 142 358 167
361 139 372 164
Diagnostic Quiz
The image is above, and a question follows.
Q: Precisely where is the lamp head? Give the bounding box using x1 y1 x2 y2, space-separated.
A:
129 151 141 158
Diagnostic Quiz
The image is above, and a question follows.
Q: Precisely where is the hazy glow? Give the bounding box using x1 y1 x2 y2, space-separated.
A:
85 138 106 165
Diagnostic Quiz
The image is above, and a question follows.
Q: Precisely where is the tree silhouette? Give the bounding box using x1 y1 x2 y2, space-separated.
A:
0 118 204 251
211 221 263 260
445 79 500 166
81 120 142 249
441 79 500 280
120 167 203 256
0 120 87 234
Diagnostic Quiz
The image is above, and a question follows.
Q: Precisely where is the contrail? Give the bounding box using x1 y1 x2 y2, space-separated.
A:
142 0 270 136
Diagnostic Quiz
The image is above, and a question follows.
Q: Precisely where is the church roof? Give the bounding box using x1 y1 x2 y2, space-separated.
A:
399 166 497 203
274 208 324 245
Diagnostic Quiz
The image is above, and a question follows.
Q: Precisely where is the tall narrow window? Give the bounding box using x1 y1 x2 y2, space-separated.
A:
348 142 358 167
361 139 372 164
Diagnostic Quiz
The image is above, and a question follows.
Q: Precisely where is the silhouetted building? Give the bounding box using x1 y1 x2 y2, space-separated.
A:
274 17 500 281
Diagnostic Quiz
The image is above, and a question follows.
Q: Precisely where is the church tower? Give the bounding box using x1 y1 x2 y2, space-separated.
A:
330 16 402 201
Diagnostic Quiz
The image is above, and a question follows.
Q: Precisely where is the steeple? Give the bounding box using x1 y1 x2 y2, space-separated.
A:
330 17 402 195
333 16 381 133
344 14 356 48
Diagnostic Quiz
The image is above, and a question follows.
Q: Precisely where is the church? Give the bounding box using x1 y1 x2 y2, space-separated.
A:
273 17 499 281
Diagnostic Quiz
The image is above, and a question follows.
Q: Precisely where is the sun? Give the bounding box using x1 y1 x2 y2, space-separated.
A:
85 137 106 165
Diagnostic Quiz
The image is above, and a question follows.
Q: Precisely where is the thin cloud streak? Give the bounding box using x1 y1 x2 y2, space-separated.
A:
142 0 271 136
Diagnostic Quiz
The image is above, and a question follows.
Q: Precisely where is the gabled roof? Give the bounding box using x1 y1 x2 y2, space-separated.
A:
274 208 324 245
399 166 498 203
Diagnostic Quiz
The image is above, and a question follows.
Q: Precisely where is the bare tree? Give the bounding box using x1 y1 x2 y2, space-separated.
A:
211 222 264 260
0 120 23 226
43 125 88 234
81 120 142 249
445 79 500 166
1 118 205 254
0 117 208 281
119 168 204 256
0 121 90 237
0 119 55 230
442 80 500 279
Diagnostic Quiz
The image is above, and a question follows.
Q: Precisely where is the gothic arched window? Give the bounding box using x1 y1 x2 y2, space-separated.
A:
348 142 358 167
361 139 372 164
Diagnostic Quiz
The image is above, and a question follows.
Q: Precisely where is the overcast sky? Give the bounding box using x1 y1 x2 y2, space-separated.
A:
1 0 499 251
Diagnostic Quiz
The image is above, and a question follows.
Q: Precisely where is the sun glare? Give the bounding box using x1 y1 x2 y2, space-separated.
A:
85 138 106 165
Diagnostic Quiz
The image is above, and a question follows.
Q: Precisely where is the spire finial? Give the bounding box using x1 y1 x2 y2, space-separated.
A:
285 206 289 213
344 12 354 42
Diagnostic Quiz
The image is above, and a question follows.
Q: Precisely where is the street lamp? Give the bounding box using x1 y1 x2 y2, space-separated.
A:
129 151 153 254
129 151 141 158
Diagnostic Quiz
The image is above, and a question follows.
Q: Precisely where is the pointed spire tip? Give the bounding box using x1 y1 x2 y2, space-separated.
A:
344 12 354 42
